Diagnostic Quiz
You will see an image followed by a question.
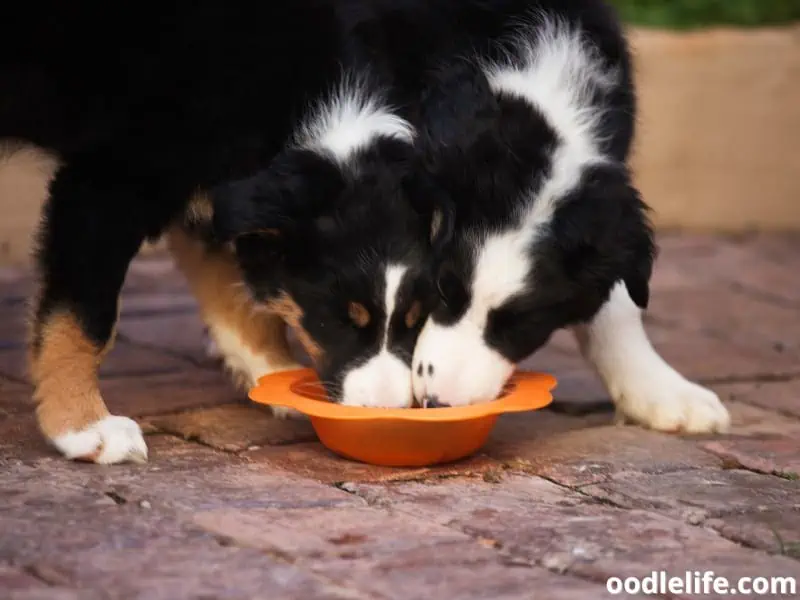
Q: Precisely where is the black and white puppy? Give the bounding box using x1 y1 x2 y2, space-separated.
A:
409 17 730 432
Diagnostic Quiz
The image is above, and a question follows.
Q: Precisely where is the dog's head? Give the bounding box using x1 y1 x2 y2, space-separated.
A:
212 88 453 407
409 57 655 407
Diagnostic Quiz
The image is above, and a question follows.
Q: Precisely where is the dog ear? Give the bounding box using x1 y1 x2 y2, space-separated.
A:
553 167 656 309
210 149 345 253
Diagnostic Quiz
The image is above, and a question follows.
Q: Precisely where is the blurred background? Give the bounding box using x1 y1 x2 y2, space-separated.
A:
0 0 798 266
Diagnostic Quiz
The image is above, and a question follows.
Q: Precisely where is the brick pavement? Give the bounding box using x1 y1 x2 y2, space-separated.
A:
0 233 799 599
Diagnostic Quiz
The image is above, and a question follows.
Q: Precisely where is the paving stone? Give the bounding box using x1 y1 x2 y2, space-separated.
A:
119 291 198 318
647 288 800 362
487 425 722 486
0 303 27 349
193 505 637 599
706 508 800 557
0 564 49 591
349 476 800 589
193 505 471 558
100 369 241 417
655 234 800 305
0 415 53 460
146 403 317 452
643 322 799 381
723 401 800 437
1 506 360 600
0 377 31 418
117 313 210 363
0 341 197 384
713 379 800 419
487 406 612 455
580 468 800 521
247 442 502 484
122 256 189 294
313 544 638 600
701 436 800 479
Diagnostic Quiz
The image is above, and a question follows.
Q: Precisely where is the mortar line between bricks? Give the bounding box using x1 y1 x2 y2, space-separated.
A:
727 281 800 311
554 469 800 564
114 333 217 370
208 530 384 600
332 476 675 597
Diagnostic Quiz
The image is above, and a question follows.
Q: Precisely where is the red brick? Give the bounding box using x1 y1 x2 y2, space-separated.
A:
647 288 800 362
0 342 196 383
724 401 800 437
580 468 800 520
0 377 31 418
0 415 53 460
117 313 209 363
314 545 637 600
247 441 502 484
706 509 800 557
701 436 800 479
192 506 636 599
0 303 27 348
644 322 798 381
146 403 317 451
713 379 800 419
349 476 800 586
118 291 197 318
488 425 722 486
655 234 800 304
100 369 240 417
192 505 470 558
0 564 49 592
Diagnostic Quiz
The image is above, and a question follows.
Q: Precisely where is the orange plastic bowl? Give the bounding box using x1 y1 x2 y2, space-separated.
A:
249 368 556 467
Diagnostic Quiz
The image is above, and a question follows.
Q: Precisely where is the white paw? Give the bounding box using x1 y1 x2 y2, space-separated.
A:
52 416 149 464
613 374 730 434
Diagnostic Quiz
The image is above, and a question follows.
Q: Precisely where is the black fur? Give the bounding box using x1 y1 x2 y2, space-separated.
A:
2 0 653 403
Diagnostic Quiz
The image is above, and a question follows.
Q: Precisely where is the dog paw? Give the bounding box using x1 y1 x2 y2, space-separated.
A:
613 373 730 434
52 416 149 464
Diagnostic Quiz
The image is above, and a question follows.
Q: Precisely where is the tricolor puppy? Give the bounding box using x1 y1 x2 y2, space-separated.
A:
410 18 731 433
1 1 456 465
189 77 446 412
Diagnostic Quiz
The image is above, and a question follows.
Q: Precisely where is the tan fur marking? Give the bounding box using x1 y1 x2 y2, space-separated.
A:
405 301 422 328
265 293 324 362
166 226 308 386
30 313 110 443
348 302 371 328
184 191 214 225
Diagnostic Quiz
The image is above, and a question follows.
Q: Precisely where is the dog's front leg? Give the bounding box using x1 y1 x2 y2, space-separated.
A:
165 224 306 418
572 281 730 433
29 160 162 464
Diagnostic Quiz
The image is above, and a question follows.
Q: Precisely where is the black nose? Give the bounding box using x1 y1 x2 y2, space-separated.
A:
416 362 435 377
423 394 449 408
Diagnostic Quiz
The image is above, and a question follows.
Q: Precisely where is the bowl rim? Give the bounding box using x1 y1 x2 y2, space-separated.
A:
249 368 556 422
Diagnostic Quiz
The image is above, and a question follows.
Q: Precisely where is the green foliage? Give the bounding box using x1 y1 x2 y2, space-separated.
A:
607 0 800 29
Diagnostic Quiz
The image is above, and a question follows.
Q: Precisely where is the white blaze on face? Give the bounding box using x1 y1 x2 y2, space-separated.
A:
412 232 523 406
414 19 616 407
341 264 413 408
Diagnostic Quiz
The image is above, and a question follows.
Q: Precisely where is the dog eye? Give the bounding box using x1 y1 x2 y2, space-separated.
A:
404 301 422 328
347 302 371 328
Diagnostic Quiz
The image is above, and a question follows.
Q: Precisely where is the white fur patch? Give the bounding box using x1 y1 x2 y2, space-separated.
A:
207 322 304 419
413 18 616 406
341 264 413 408
294 75 414 164
575 282 730 433
52 415 148 464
